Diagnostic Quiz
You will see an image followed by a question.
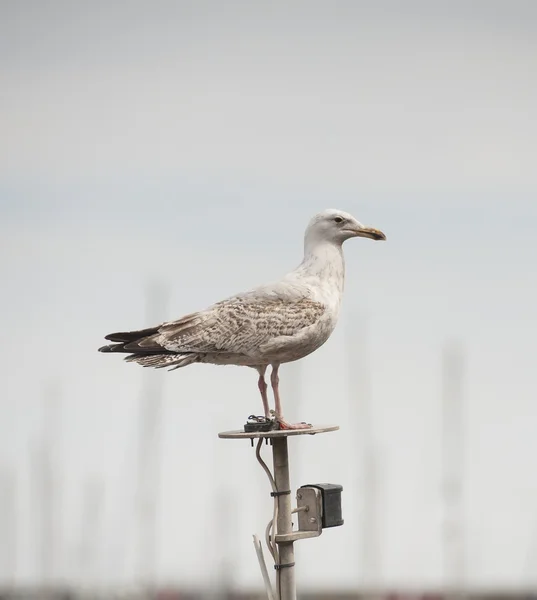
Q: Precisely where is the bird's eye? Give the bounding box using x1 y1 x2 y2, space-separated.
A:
334 216 344 224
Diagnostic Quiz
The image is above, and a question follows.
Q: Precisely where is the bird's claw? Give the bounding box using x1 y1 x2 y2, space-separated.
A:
269 410 313 430
277 421 313 430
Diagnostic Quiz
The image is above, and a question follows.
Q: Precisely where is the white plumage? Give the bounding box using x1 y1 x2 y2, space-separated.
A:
99 209 386 429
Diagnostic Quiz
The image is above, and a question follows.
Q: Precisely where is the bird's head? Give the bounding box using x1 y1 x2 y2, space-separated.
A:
305 209 386 247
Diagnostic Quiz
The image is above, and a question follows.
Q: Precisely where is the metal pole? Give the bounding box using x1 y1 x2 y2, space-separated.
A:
272 436 296 600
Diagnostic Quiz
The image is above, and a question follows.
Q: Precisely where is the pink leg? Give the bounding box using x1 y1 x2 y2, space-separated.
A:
270 364 312 430
256 366 270 419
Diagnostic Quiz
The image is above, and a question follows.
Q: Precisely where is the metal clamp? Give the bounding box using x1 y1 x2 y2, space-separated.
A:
270 490 291 497
274 562 295 570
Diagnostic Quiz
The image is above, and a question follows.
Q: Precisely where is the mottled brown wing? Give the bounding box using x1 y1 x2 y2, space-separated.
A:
156 297 325 355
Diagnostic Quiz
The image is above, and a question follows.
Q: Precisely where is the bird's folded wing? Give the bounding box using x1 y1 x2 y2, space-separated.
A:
130 297 325 356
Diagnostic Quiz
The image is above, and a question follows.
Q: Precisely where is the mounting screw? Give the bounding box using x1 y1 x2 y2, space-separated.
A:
297 493 302 500
309 517 317 524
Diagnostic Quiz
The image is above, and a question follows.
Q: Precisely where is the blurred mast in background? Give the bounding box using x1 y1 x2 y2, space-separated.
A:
76 476 104 587
346 313 380 589
441 341 466 599
135 281 170 586
523 513 537 590
0 465 17 586
210 488 237 599
32 380 62 587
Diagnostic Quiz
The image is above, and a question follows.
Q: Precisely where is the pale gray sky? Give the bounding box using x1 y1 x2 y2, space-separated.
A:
1 0 537 592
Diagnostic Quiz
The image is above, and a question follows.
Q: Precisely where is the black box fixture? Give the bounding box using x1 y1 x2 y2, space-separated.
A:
300 483 343 528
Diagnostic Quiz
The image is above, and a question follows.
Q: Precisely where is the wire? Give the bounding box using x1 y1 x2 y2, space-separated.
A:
265 514 276 561
255 438 279 565
255 438 277 491
264 504 306 565
265 506 306 536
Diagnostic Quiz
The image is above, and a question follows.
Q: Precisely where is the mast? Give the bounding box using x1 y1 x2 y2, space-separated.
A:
441 341 466 599
346 313 380 589
33 380 61 586
0 465 17 586
76 477 104 587
135 281 170 585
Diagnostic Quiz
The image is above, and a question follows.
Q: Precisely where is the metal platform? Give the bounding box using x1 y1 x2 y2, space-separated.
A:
218 424 339 439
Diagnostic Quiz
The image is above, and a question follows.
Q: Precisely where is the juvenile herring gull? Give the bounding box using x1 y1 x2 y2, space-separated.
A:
98 209 386 429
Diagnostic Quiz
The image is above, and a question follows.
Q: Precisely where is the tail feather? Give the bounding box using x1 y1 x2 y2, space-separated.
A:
99 325 202 371
99 325 169 355
125 353 201 370
98 341 172 354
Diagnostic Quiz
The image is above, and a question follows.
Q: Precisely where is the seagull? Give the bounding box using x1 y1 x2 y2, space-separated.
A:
98 209 386 429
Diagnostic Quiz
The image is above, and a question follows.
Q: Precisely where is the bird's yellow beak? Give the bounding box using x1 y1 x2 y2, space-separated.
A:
344 225 386 241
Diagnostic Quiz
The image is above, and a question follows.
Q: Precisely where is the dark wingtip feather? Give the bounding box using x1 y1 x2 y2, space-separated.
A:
104 326 160 343
104 334 124 342
98 343 127 353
